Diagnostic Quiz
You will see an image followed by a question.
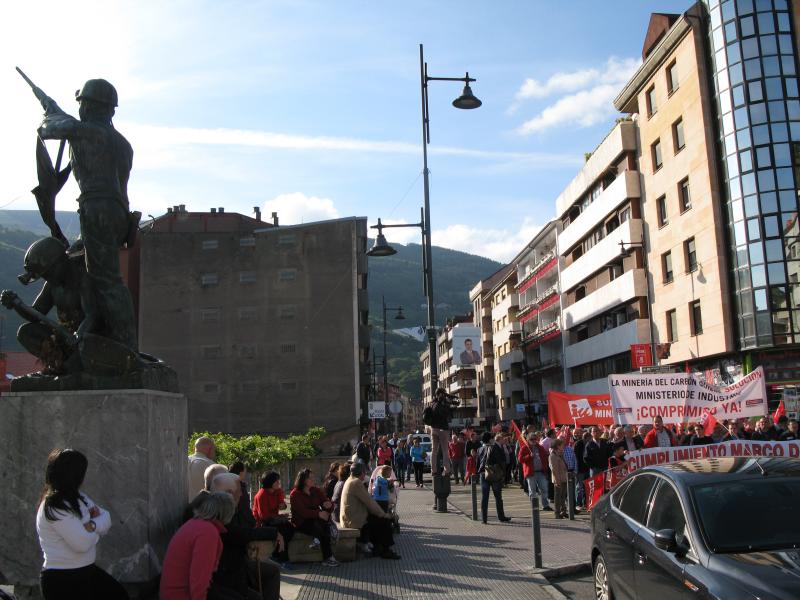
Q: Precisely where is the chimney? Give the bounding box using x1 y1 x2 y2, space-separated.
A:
272 212 279 226
253 206 262 221
172 205 179 213
179 204 186 212
167 207 173 213
218 207 225 213
210 207 217 213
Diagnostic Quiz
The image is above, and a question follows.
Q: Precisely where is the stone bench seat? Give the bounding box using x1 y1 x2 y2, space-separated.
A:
247 527 361 563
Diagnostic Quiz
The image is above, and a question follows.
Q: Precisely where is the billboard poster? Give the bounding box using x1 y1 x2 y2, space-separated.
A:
452 324 481 367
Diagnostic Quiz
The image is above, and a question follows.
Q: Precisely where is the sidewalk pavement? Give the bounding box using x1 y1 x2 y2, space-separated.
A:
284 480 592 600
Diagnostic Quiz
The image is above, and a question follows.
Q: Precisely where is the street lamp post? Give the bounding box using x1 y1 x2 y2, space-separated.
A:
619 239 657 366
382 296 405 431
368 43 481 406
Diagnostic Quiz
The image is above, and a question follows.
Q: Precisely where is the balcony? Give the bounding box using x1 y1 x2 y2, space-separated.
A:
558 170 641 254
517 250 557 292
492 293 519 319
450 378 476 391
562 268 647 329
560 217 643 292
518 283 560 322
524 357 562 376
564 318 650 369
482 305 491 317
500 378 525 398
522 321 562 349
482 354 494 368
482 330 492 343
498 348 524 372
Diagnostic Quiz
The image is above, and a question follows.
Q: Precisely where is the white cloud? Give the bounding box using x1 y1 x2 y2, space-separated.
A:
263 192 339 224
513 57 640 134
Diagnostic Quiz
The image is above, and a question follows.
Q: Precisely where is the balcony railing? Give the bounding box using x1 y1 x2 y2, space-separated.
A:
521 321 561 349
517 250 556 291
518 283 560 320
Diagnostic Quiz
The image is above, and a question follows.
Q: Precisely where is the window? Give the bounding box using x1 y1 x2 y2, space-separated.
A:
619 474 657 524
657 195 668 227
280 343 296 354
667 61 679 95
202 239 219 250
679 178 691 212
690 301 703 335
202 345 222 359
685 238 697 272
673 118 685 152
238 307 257 320
200 308 220 322
662 251 674 283
239 237 256 247
652 139 663 171
278 233 296 246
279 305 296 320
279 381 298 393
200 273 218 287
667 309 678 342
239 271 256 284
238 345 257 359
648 482 690 548
646 86 657 117
202 383 220 393
279 269 297 281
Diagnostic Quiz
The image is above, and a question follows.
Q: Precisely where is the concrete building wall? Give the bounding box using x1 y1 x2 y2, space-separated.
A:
138 211 369 438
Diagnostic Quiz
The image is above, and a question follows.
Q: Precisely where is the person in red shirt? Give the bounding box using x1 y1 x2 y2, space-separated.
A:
160 491 235 600
289 469 339 567
465 448 478 484
376 438 394 467
643 415 677 448
448 434 467 484
252 471 295 567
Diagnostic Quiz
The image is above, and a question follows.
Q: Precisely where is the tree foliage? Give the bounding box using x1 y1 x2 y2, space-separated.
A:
188 427 325 471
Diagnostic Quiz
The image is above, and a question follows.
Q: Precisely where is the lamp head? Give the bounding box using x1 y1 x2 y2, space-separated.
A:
367 231 397 257
395 307 406 320
453 76 482 110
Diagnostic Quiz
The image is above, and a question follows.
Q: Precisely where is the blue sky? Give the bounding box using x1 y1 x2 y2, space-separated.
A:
1 0 690 261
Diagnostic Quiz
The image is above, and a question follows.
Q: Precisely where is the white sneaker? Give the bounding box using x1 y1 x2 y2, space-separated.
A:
322 557 340 567
308 537 321 549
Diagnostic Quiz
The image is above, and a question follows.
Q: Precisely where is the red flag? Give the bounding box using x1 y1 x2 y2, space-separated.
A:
509 420 526 447
773 400 786 425
584 472 606 511
701 411 718 437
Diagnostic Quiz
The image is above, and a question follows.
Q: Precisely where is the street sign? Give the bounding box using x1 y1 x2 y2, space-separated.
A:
516 403 526 413
388 400 403 414
630 344 653 368
368 401 386 419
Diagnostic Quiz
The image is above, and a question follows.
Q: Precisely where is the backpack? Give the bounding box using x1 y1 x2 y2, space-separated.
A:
422 404 434 426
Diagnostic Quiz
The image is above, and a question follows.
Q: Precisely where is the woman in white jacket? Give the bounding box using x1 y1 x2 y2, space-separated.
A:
36 448 128 599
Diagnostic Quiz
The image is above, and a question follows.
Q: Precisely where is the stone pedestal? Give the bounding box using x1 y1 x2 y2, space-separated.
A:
0 389 187 592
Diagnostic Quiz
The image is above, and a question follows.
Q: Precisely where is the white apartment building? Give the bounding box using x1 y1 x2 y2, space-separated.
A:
556 120 652 394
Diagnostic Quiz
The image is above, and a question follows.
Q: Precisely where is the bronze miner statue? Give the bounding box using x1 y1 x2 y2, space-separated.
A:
1 68 177 392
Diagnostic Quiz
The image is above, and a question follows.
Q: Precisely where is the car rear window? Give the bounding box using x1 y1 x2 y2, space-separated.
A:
618 474 657 524
692 478 800 552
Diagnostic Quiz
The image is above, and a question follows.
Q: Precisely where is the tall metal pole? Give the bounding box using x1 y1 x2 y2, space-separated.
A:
420 43 438 400
382 295 389 409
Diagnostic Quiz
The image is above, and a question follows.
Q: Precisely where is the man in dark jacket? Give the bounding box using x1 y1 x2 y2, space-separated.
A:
356 434 372 466
584 427 611 477
477 432 511 524
212 473 281 600
573 429 591 508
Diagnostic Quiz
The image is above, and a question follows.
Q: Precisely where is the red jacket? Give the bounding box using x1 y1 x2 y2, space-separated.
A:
643 427 676 448
518 443 550 479
289 486 328 527
252 488 285 525
448 441 466 460
160 518 225 600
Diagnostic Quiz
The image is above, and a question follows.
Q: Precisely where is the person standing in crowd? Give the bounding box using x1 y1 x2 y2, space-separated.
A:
518 432 552 511
610 426 625 445
393 439 410 488
478 432 511 524
322 462 341 499
228 462 251 517
643 416 676 448
622 425 644 452
37 449 128 600
678 424 696 446
585 426 610 477
376 438 393 467
188 436 216 501
429 388 457 476
548 439 568 519
725 419 751 441
465 448 478 484
387 432 400 449
204 464 228 492
465 429 481 457
340 463 399 559
573 430 590 510
355 434 372 467
251 472 293 568
608 442 627 468
769 415 790 440
498 435 513 486
331 464 351 524
448 434 466 484
561 433 577 505
781 419 799 440
290 469 339 567
410 437 426 488
540 429 556 453
160 491 235 600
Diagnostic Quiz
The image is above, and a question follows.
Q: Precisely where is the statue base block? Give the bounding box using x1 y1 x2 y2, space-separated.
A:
0 389 187 594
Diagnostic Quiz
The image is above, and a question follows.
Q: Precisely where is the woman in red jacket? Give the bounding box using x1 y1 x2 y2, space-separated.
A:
160 491 235 600
289 469 339 567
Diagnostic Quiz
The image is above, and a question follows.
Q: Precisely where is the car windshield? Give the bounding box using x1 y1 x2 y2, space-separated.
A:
691 477 800 553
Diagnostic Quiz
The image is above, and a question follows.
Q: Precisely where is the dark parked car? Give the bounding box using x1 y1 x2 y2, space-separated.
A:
591 458 800 600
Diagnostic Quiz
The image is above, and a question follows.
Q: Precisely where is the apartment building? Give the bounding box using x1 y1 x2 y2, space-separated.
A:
514 221 566 419
555 120 651 395
469 264 513 424
489 268 523 420
136 207 371 439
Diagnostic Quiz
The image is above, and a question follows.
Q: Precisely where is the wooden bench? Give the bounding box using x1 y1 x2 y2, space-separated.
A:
248 528 361 563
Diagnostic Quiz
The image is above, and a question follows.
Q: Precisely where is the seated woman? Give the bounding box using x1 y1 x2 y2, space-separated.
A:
252 472 294 567
322 462 340 499
289 469 339 567
340 462 399 560
331 463 351 525
160 491 236 600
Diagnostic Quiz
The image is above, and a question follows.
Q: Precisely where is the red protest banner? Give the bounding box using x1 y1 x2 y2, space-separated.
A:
548 391 613 427
630 344 653 368
583 472 606 511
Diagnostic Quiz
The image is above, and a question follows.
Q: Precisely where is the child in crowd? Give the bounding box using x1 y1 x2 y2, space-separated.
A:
394 439 410 488
465 448 477 484
372 465 393 512
608 443 627 469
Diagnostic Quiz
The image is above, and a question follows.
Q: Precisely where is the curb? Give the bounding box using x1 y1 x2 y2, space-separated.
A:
533 561 592 579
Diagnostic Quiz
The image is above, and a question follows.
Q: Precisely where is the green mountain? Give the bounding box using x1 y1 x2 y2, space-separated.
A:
367 242 502 399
